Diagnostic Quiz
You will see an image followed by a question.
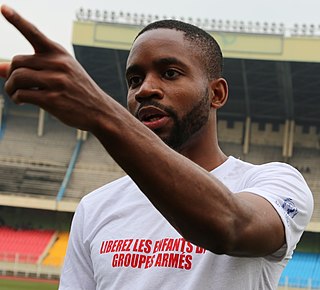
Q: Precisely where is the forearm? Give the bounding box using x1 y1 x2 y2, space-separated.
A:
0 6 241 250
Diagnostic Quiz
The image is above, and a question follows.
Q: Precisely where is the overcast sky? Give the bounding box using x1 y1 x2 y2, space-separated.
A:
0 0 320 59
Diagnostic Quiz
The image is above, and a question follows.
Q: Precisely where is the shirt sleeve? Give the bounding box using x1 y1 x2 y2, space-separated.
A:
240 162 314 261
59 201 96 290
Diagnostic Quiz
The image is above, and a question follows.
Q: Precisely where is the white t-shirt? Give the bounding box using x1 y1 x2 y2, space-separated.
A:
59 156 313 290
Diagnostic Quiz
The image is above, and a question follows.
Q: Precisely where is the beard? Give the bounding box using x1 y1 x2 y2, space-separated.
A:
134 88 210 151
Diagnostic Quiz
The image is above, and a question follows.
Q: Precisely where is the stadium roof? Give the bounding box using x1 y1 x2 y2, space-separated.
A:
72 18 320 127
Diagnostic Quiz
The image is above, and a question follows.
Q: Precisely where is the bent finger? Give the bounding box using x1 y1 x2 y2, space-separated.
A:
8 54 57 77
4 67 61 96
1 5 58 53
10 88 50 107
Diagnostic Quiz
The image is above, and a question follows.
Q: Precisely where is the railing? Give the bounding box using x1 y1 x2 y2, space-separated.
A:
0 96 5 140
278 277 320 289
56 139 82 201
1 252 320 288
0 253 38 264
0 253 61 279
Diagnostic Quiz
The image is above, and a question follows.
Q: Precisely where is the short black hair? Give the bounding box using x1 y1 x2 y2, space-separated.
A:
136 19 223 79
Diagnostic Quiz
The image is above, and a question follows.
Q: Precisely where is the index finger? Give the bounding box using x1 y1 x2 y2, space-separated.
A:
0 5 56 53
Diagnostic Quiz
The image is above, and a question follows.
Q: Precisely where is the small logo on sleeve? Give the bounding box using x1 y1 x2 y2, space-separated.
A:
281 198 298 218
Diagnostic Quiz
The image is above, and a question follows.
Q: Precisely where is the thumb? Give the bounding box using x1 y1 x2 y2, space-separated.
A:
0 62 11 78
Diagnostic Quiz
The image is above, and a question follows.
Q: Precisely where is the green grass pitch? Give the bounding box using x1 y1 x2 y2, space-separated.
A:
0 278 58 290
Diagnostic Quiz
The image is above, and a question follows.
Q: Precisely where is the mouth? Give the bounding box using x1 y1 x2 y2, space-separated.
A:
137 106 170 130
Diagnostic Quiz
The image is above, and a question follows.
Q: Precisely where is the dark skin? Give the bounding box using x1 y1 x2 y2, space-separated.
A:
0 5 285 257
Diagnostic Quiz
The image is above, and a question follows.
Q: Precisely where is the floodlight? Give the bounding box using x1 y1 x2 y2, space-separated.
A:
125 12 131 23
95 10 101 20
309 24 315 35
76 8 84 21
103 11 108 21
239 21 245 31
211 19 216 29
278 23 285 34
301 24 307 34
133 13 138 24
291 23 298 35
254 22 260 32
108 11 115 22
232 20 238 30
225 20 230 30
87 9 92 20
262 22 268 33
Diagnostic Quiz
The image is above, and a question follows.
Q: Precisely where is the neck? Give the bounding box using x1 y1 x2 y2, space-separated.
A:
177 120 227 172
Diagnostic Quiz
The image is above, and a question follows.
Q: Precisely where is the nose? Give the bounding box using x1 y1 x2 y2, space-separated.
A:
134 75 164 103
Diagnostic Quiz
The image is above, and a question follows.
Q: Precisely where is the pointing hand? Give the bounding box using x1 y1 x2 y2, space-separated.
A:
0 5 110 132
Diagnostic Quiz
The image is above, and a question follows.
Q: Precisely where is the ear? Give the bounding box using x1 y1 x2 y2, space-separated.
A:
209 78 228 109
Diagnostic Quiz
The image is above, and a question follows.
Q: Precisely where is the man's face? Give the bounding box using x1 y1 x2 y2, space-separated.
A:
126 29 211 151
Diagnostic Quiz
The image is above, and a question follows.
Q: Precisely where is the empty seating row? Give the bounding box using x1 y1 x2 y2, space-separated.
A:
0 226 55 263
279 252 320 288
0 163 66 196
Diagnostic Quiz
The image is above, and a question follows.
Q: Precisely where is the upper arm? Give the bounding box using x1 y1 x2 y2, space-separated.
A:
231 191 285 257
230 163 314 259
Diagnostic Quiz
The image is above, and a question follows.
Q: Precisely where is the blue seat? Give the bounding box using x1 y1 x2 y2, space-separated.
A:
279 252 320 288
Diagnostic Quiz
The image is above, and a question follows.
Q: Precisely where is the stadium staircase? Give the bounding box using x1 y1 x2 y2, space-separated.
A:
42 232 69 267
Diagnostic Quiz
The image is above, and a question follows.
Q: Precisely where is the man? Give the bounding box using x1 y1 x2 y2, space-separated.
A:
0 5 314 290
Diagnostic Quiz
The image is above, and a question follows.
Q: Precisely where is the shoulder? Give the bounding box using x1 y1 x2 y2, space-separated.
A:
225 156 308 184
75 174 139 213
82 174 133 201
217 156 294 176
244 160 310 188
227 157 314 224
238 159 313 206
216 157 302 185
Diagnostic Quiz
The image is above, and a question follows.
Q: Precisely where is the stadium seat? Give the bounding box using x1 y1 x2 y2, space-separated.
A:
0 226 55 264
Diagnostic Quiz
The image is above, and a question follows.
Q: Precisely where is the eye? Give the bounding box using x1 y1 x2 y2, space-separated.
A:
128 76 142 88
163 69 180 79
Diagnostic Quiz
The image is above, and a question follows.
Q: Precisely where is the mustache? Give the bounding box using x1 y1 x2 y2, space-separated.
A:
134 100 177 119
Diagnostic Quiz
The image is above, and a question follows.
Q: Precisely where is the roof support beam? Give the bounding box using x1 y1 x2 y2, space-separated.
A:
241 60 251 117
37 109 45 137
241 60 252 155
276 62 294 120
114 50 127 105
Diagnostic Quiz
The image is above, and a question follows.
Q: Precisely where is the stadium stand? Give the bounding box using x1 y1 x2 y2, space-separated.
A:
0 226 55 264
289 147 320 222
0 103 79 201
0 12 319 288
279 252 320 289
63 133 125 200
